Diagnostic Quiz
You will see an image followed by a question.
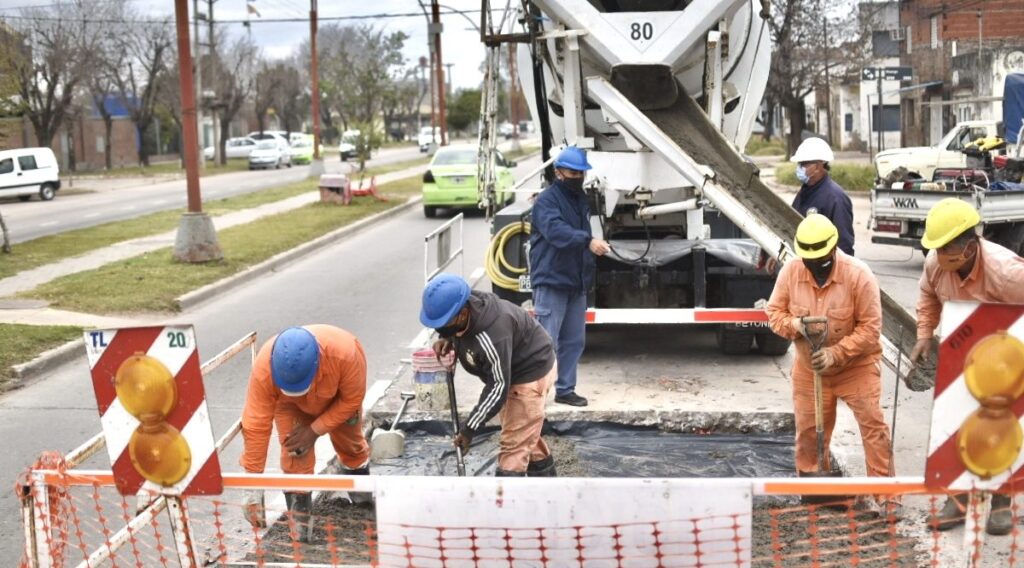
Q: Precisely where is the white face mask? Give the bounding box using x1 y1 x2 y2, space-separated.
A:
796 165 810 184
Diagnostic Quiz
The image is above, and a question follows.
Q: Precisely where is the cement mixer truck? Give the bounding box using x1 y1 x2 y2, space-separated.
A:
477 0 931 382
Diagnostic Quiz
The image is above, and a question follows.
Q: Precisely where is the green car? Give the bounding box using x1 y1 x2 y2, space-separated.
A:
422 146 517 218
289 136 322 165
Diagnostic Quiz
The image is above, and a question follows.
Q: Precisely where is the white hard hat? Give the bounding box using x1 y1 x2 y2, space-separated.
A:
789 137 835 163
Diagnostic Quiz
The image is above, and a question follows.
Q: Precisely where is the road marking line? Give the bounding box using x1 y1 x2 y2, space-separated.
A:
469 266 485 286
39 221 57 227
120 205 137 211
84 213 101 218
154 199 167 205
408 327 433 350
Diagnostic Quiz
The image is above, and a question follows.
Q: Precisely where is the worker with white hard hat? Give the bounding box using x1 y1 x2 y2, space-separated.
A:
912 198 1024 535
790 137 855 256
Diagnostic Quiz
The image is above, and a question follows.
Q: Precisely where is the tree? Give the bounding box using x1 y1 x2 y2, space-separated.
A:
253 60 282 135
110 12 173 166
5 1 105 149
210 37 256 165
447 88 481 133
270 61 306 137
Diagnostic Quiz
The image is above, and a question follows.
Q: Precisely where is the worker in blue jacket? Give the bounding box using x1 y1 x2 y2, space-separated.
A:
529 146 610 407
790 137 855 256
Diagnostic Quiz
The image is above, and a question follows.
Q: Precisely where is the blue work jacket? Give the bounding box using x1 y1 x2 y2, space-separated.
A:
792 174 855 256
529 179 594 293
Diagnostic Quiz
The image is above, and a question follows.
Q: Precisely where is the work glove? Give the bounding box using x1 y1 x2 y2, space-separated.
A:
453 432 472 455
810 347 838 372
909 338 934 366
242 489 266 529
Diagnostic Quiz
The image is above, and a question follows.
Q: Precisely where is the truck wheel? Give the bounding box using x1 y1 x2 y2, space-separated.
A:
39 184 55 201
756 333 791 356
717 327 753 355
423 205 437 218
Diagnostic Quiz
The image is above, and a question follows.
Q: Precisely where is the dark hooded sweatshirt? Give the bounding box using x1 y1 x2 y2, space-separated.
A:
447 290 555 437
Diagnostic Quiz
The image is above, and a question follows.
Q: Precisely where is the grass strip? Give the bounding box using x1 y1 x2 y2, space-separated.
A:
0 323 83 391
21 176 421 314
744 137 786 156
73 160 250 179
356 156 431 177
775 162 876 192
0 178 322 281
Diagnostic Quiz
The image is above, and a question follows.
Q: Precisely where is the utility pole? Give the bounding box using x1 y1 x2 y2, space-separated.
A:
877 71 883 153
821 1 833 145
207 0 219 165
444 63 454 99
431 1 447 146
172 0 222 262
309 0 324 176
192 0 204 170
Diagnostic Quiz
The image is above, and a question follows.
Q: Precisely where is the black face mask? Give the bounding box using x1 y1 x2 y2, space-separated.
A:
803 256 835 285
561 177 584 192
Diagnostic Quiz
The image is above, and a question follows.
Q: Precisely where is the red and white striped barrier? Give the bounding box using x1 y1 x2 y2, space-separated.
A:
84 325 222 496
926 301 1024 491
584 308 768 325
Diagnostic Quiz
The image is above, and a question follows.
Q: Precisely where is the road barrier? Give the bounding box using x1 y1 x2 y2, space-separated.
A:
424 213 465 283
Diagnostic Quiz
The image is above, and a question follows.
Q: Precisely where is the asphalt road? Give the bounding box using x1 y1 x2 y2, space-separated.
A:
0 160 938 562
0 144 425 244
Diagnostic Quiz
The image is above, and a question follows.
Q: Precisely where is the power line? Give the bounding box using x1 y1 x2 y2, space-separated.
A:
0 8 493 26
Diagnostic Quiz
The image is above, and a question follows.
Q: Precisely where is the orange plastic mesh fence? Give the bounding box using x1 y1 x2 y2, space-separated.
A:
18 478 1024 567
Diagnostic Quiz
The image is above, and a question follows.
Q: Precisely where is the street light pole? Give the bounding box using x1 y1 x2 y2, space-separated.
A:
173 0 222 262
309 0 324 176
432 0 448 146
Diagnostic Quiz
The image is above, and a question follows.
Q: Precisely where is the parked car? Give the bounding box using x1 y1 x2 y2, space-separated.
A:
0 147 60 201
248 140 291 170
421 145 516 217
418 126 441 153
498 122 515 139
204 137 257 160
290 136 323 165
873 120 1002 182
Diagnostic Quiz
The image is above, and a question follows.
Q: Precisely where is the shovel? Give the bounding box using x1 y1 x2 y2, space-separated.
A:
370 392 415 460
445 368 467 477
798 316 846 506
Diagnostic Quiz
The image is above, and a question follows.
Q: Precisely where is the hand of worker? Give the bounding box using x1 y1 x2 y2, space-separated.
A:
792 317 826 342
284 423 319 457
433 338 453 362
910 338 933 365
453 432 472 455
764 256 779 273
242 489 266 529
589 238 611 256
810 347 837 372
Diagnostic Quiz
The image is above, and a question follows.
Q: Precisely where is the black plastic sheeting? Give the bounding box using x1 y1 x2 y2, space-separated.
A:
371 421 795 478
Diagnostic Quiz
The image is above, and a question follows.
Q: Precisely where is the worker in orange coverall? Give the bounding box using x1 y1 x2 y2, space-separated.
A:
240 325 369 534
911 198 1024 536
765 214 894 510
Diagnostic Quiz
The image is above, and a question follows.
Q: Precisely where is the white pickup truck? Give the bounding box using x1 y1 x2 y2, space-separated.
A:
874 120 1001 182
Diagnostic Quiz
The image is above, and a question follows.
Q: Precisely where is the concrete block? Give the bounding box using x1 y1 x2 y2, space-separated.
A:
370 428 406 461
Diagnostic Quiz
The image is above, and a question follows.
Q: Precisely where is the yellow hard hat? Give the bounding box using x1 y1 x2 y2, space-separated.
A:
921 198 980 250
794 214 839 260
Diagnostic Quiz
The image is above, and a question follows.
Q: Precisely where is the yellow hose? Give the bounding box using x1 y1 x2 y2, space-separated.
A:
486 222 531 290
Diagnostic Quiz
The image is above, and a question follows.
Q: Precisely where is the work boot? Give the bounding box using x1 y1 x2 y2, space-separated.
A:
554 392 588 407
987 494 1014 536
341 463 373 504
495 468 528 477
527 455 557 478
929 493 969 531
284 492 314 543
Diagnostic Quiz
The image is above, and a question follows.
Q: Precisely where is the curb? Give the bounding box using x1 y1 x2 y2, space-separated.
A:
6 339 84 392
175 195 424 311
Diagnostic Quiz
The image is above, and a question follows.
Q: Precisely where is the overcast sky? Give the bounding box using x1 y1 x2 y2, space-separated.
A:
0 0 492 90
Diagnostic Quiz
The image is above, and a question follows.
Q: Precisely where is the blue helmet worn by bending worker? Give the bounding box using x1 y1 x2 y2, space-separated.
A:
271 327 320 396
553 146 592 171
420 273 471 328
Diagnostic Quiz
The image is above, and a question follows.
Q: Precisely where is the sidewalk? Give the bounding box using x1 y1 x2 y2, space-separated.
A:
0 164 430 329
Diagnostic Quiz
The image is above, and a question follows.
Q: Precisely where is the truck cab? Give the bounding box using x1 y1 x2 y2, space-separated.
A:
874 120 1001 182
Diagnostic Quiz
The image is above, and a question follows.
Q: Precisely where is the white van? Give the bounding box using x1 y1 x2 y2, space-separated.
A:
0 147 61 201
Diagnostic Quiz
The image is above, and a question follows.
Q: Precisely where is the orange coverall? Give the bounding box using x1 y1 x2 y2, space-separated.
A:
916 238 1024 340
240 325 369 474
766 252 892 477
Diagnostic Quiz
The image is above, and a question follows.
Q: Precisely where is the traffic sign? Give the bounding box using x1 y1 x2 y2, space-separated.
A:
85 325 223 496
925 302 1024 491
861 66 912 82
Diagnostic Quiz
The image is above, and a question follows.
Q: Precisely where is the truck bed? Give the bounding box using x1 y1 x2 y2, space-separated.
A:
641 89 928 376
872 187 1024 225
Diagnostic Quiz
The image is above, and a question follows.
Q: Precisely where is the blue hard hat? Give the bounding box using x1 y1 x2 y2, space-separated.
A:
553 146 592 171
420 273 471 329
270 327 320 396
